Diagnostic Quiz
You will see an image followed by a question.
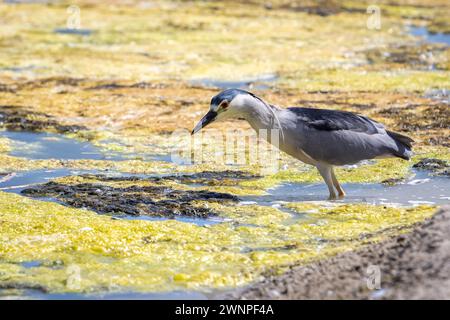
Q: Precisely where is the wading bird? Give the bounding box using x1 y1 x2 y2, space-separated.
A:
192 89 413 199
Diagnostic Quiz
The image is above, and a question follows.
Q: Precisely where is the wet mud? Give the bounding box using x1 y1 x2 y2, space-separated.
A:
376 103 450 146
86 81 163 91
265 0 364 16
0 105 85 134
365 44 449 70
21 174 239 218
413 158 449 176
161 170 261 186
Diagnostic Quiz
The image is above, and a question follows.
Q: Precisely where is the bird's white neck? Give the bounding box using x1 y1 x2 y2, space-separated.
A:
238 95 282 132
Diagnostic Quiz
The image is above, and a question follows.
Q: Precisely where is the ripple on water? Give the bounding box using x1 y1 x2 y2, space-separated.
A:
0 131 122 160
0 130 173 162
0 169 85 194
243 170 450 206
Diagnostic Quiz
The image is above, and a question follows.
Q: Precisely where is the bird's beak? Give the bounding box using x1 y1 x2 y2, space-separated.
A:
191 110 217 135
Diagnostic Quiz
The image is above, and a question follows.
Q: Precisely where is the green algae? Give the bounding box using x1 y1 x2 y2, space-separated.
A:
0 137 11 154
0 191 435 294
415 146 450 162
0 153 175 174
281 68 450 92
284 202 436 242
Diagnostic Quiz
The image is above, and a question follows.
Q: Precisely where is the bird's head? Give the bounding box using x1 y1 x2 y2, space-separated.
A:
191 88 257 135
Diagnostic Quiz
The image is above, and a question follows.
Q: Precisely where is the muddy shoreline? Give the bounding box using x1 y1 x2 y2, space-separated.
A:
222 205 450 300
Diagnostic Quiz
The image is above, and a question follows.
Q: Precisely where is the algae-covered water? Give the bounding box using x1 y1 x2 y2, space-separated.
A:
0 0 449 299
0 129 448 299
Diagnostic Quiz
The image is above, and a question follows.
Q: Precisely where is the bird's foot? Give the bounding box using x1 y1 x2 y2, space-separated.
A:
337 191 346 199
328 191 346 200
327 194 338 201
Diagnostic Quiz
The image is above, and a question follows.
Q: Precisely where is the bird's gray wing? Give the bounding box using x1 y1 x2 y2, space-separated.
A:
285 107 393 165
287 107 383 134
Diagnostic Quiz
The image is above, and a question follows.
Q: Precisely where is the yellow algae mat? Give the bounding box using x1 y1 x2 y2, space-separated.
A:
0 191 435 293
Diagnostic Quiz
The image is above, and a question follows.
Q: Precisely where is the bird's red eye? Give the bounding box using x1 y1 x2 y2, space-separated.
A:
221 101 229 109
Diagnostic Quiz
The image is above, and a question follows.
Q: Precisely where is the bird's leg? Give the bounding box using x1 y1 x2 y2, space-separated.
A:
331 167 346 198
316 164 337 200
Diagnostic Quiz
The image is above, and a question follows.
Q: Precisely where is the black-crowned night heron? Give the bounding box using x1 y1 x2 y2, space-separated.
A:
192 89 413 199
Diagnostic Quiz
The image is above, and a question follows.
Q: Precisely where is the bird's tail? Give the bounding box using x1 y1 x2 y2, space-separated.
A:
387 130 414 160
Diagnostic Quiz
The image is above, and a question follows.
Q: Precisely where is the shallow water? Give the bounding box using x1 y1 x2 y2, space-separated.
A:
424 89 450 103
0 169 83 193
410 26 450 45
1 130 174 162
244 170 450 206
1 131 123 160
54 28 93 36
